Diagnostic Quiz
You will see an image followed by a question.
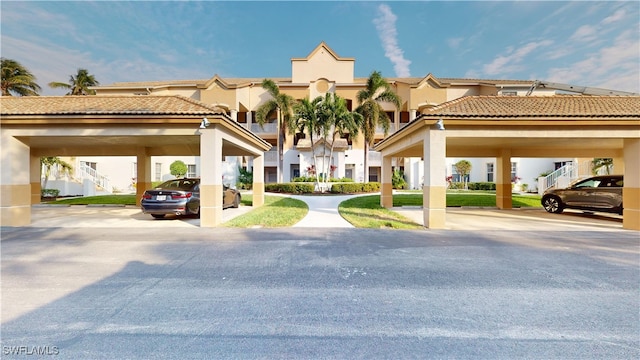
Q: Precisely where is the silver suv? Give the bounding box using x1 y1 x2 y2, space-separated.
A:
542 175 623 215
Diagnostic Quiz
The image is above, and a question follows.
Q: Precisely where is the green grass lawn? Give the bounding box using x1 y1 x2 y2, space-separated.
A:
339 196 424 229
223 195 308 228
47 194 137 205
339 193 542 229
393 193 542 208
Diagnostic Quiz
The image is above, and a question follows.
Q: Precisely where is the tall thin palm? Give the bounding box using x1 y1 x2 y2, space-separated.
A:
48 69 99 95
355 71 401 182
255 79 296 183
41 157 73 189
1 58 41 96
320 93 363 182
294 96 323 185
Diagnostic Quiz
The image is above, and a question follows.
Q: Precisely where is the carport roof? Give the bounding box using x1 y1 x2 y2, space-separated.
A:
0 95 226 116
422 95 640 118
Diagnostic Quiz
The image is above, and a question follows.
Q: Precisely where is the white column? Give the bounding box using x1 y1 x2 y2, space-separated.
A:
200 127 224 227
422 129 447 228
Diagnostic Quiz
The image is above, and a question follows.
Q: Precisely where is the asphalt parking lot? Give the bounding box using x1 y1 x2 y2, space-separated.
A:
2 205 637 359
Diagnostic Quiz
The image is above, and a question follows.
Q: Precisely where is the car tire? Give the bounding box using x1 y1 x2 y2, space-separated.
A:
151 214 165 219
233 195 240 208
542 196 564 214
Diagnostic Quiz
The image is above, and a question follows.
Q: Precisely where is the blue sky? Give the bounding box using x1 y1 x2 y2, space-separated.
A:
2 1 638 95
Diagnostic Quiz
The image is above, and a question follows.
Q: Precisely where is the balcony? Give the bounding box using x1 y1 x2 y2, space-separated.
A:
251 122 278 134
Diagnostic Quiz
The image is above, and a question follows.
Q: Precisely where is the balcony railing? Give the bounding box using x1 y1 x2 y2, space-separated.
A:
251 123 278 133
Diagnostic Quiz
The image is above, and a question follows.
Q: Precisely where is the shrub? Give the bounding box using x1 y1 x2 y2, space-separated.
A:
265 183 314 194
237 166 253 190
392 169 407 189
330 182 380 194
467 182 496 191
41 188 60 198
449 182 464 190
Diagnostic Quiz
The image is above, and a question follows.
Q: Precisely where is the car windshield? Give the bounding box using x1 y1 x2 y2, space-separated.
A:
156 179 198 190
572 178 601 189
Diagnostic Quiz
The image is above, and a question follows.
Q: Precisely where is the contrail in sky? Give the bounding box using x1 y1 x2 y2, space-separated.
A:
373 4 411 77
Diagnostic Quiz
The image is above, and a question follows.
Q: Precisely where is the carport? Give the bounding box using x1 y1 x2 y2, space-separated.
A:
0 95 271 227
375 96 640 230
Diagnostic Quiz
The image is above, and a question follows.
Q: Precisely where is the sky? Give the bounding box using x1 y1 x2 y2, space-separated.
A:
2 1 639 96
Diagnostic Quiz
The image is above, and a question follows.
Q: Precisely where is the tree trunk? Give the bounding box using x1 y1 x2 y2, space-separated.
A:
363 142 369 183
278 130 284 183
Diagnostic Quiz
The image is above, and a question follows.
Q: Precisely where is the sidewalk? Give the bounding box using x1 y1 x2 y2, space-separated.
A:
290 194 364 227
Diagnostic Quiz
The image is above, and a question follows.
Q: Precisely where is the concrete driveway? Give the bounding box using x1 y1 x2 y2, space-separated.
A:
26 202 625 232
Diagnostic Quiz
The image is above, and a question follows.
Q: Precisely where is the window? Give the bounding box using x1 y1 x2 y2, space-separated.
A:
511 162 518 182
154 163 162 181
187 164 196 178
487 163 494 182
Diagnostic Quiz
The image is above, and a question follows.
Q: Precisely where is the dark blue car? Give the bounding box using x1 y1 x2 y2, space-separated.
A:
141 178 240 219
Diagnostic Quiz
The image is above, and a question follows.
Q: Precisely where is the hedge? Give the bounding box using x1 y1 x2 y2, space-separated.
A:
41 188 60 198
330 182 380 194
265 183 315 194
467 182 497 191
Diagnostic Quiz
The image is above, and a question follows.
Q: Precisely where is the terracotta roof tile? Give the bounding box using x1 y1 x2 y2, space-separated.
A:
0 95 226 115
424 95 640 118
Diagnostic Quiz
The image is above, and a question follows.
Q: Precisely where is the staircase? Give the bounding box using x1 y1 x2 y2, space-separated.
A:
78 163 112 194
537 160 609 195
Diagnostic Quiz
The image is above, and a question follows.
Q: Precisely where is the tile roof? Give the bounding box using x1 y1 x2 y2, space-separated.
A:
424 95 640 118
0 95 226 115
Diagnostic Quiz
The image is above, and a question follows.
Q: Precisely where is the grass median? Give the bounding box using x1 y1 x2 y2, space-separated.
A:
224 195 308 228
339 192 542 229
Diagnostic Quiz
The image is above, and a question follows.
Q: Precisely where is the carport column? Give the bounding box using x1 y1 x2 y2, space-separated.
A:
252 154 265 207
496 149 513 209
200 127 224 227
380 155 393 208
623 139 640 230
30 154 42 204
135 147 152 207
422 129 446 229
0 133 31 226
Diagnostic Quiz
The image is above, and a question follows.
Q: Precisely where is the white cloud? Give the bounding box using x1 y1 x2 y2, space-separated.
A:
447 37 464 50
483 40 553 76
602 9 626 25
546 29 640 93
570 25 598 42
373 4 411 77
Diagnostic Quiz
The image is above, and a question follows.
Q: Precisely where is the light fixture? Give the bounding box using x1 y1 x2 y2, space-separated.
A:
435 119 445 131
199 117 211 129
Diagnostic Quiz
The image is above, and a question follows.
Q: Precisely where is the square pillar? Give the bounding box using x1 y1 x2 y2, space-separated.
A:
30 154 42 204
423 129 447 228
135 147 152 207
0 133 31 226
380 155 393 208
496 149 512 209
200 127 224 227
623 139 640 230
252 154 265 207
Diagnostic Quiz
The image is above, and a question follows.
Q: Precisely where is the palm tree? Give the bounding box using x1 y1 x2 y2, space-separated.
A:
48 68 99 95
355 71 401 182
294 96 324 186
320 93 363 183
592 158 613 175
255 78 296 183
1 58 41 96
41 157 73 190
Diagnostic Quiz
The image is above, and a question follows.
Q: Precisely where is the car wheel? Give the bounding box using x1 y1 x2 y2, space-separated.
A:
151 214 165 219
233 194 240 208
542 196 564 214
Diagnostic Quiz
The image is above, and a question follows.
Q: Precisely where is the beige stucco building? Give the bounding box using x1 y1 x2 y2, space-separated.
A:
1 42 639 229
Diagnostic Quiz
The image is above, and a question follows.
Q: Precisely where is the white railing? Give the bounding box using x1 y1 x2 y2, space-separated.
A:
538 164 575 194
265 149 278 163
537 160 608 194
251 123 278 133
79 163 111 193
